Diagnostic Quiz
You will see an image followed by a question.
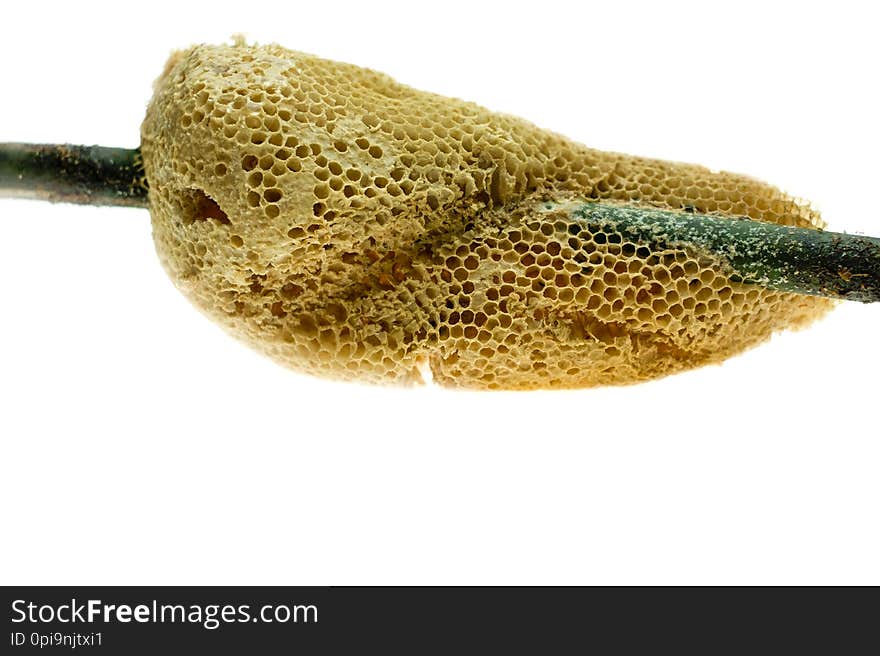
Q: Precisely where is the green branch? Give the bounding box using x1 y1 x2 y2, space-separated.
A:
0 143 148 208
555 200 880 303
1 142 879 302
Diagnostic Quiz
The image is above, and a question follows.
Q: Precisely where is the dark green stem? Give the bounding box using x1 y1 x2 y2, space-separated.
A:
550 200 880 303
0 143 148 208
2 143 879 302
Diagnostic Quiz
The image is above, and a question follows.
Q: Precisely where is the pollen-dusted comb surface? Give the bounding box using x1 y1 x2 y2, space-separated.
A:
141 41 833 389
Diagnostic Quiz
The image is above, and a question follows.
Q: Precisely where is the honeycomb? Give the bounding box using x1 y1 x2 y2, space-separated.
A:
140 40 834 389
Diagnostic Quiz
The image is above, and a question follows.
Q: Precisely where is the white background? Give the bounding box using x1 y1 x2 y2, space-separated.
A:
1 1 878 585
